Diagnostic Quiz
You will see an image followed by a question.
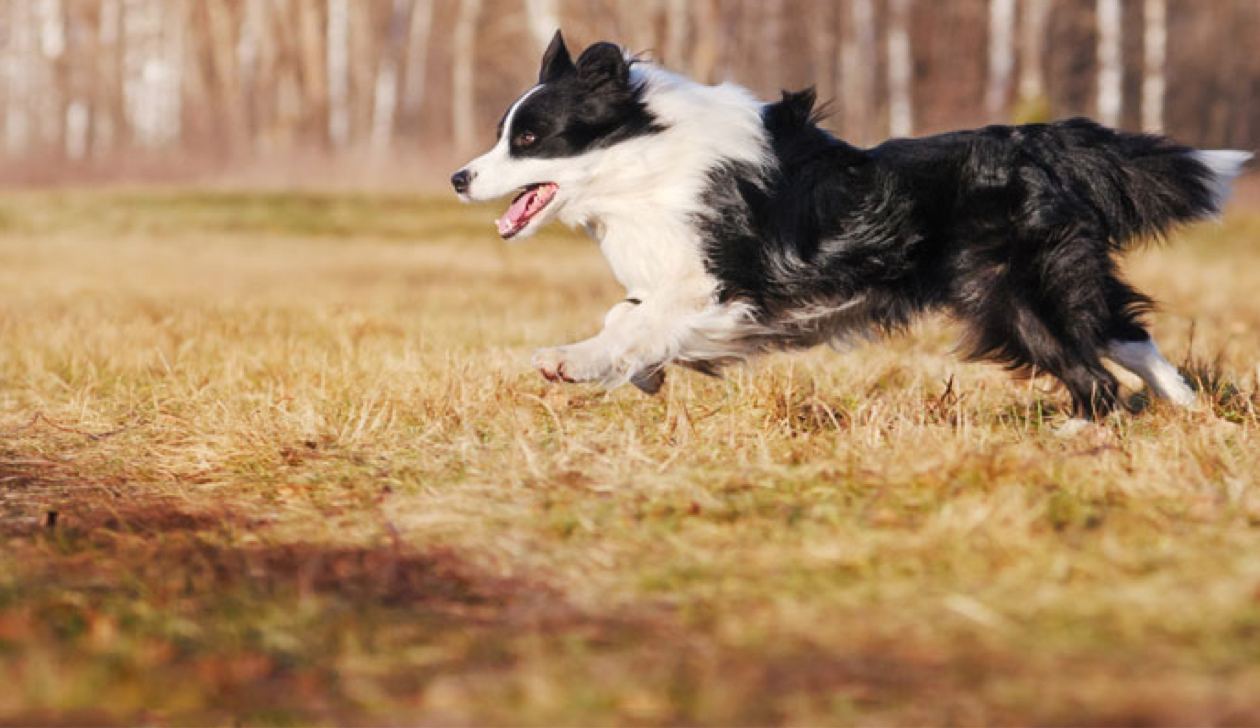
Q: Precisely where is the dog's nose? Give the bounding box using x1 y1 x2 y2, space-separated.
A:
451 169 473 195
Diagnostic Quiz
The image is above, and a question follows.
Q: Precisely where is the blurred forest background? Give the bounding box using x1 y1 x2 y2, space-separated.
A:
0 0 1257 186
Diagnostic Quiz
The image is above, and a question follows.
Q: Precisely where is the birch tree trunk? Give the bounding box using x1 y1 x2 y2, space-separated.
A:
92 0 124 158
261 0 301 150
1141 0 1166 132
122 0 181 148
3 0 36 155
758 0 785 92
985 0 1016 118
1018 0 1051 105
159 1 185 148
62 2 93 160
1096 0 1123 127
887 0 914 137
348 2 375 147
401 0 434 114
326 0 350 147
451 0 483 154
524 0 560 53
690 0 719 84
245 0 287 151
842 0 877 143
808 2 835 108
238 0 262 99
206 0 247 151
294 0 326 147
35 0 66 151
370 0 409 155
120 0 149 147
664 0 688 70
617 0 659 55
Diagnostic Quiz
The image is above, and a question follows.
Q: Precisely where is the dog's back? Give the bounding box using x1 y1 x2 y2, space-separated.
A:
872 118 1243 246
707 99 1251 416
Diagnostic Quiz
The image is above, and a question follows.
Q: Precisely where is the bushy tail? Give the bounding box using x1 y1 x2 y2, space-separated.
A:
1046 119 1251 247
1191 149 1252 213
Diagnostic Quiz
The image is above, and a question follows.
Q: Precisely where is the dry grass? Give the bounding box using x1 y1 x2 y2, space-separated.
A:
1 189 1259 725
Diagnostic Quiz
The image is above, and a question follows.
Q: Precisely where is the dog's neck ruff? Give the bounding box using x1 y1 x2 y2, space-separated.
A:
560 63 771 300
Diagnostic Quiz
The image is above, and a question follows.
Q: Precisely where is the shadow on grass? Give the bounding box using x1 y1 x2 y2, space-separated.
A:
0 459 970 726
0 460 555 724
4 459 1257 726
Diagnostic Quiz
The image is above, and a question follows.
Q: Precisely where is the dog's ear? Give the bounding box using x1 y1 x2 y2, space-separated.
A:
539 30 575 83
575 42 630 91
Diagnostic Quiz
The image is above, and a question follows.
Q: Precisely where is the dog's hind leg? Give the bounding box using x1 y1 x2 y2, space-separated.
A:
1100 274 1196 407
952 228 1127 418
1016 314 1124 419
958 295 1124 419
1106 337 1196 407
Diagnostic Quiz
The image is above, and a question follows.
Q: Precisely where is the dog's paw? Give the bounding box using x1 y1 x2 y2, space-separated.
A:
533 347 574 383
532 345 618 385
1053 417 1117 447
1054 417 1094 438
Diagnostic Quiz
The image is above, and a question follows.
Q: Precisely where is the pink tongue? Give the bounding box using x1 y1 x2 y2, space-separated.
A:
496 190 535 236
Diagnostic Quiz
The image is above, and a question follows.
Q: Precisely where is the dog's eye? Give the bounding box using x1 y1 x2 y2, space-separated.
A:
514 131 537 147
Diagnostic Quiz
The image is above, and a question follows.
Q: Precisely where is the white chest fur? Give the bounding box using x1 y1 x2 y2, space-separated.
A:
586 215 710 299
562 65 771 301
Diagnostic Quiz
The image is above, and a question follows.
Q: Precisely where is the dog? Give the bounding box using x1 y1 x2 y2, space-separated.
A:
451 31 1251 418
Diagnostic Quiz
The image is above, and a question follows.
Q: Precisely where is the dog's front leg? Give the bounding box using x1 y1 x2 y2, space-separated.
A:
532 294 700 393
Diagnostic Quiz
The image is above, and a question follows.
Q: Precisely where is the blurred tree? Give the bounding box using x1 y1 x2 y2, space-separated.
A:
690 0 719 84
985 0 1015 118
401 0 434 116
451 0 482 154
842 0 877 143
1015 0 1052 123
1096 0 1123 126
1141 0 1166 132
524 0 559 52
326 0 349 147
663 0 688 70
888 0 913 137
0 0 1254 180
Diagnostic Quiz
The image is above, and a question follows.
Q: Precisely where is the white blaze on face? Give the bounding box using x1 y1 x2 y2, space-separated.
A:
492 85 543 156
457 85 545 202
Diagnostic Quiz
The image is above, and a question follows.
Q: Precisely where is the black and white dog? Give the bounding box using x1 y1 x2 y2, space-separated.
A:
452 31 1250 418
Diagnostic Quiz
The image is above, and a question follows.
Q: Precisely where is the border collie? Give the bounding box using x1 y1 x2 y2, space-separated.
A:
452 31 1251 418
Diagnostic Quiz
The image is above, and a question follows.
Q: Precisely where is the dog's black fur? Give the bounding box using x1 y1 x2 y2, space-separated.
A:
701 89 1224 417
497 40 662 159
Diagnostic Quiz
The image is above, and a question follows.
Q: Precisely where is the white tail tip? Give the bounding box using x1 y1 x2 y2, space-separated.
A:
1193 150 1252 210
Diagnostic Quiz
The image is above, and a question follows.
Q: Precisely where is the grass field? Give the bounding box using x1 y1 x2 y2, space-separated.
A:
1 189 1259 725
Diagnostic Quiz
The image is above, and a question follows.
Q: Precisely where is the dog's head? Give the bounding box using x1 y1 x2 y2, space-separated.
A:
450 31 660 240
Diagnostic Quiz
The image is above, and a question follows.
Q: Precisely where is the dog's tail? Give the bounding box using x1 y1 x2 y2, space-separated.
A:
1191 149 1253 213
1045 119 1251 247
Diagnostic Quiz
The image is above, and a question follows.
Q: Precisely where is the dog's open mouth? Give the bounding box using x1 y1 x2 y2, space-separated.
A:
496 183 558 239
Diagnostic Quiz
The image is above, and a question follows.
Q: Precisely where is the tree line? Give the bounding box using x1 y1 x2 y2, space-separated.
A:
0 0 1256 182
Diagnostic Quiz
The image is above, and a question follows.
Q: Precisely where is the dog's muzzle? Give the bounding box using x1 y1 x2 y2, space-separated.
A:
450 169 474 195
